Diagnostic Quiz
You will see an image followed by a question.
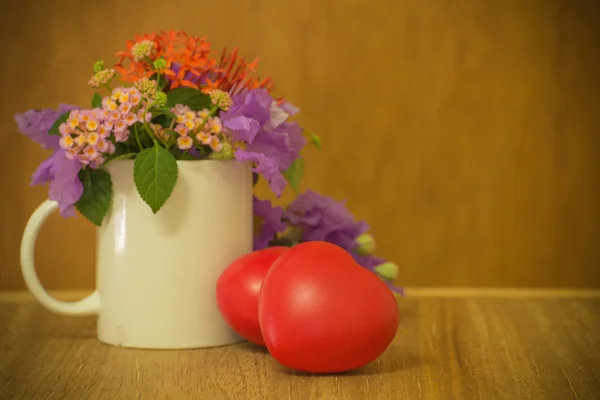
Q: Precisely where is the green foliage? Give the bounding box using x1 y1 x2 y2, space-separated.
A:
133 143 178 213
91 92 102 108
75 168 113 226
283 157 304 195
166 87 212 111
48 111 71 136
152 114 172 129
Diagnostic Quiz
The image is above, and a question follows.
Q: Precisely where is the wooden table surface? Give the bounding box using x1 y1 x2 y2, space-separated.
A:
1 289 599 400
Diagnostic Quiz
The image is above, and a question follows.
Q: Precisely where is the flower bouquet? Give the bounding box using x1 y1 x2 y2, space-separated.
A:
16 30 402 294
17 30 403 351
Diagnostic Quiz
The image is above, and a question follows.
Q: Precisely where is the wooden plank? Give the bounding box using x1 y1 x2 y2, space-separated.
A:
1 297 599 399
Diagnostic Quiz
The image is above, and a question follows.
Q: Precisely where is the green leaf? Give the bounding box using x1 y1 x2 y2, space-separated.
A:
134 143 178 213
283 157 304 194
91 92 102 108
308 132 322 149
75 168 113 226
48 111 71 136
166 87 211 111
152 114 172 129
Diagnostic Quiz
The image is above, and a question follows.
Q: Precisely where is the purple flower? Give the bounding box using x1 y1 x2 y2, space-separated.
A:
221 89 272 143
285 190 369 250
14 104 79 150
253 197 286 250
16 104 83 216
31 150 83 216
222 89 306 197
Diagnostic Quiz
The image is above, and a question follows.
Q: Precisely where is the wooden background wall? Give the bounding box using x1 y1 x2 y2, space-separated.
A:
0 0 598 290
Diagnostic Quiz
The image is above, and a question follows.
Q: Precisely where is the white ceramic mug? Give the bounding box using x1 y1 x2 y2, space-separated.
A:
20 160 252 349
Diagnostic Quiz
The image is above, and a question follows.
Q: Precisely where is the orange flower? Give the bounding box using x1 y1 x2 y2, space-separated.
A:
207 48 272 95
114 31 273 95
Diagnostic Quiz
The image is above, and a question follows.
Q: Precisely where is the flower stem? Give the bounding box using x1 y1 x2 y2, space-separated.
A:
134 124 144 150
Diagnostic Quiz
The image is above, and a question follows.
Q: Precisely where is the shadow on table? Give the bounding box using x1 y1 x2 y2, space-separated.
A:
277 345 429 377
235 341 269 354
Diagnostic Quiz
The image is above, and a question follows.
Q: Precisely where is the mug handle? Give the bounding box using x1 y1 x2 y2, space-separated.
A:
20 200 100 316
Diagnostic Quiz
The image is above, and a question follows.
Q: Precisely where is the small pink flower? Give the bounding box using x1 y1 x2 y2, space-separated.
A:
76 154 90 165
119 91 130 104
86 119 99 131
123 112 138 126
64 148 77 160
119 103 132 114
79 111 92 122
196 132 212 145
75 134 87 147
114 129 130 143
137 109 152 123
128 88 142 104
198 109 210 120
130 92 142 105
59 123 70 135
66 116 79 129
92 108 105 120
59 135 74 149
208 117 222 134
174 124 188 136
173 104 188 113
113 120 127 132
108 110 120 121
97 124 110 138
90 155 105 169
103 97 118 111
83 146 99 160
106 141 116 154
87 132 100 146
97 138 109 152
177 136 194 150
209 136 223 152
184 119 196 130
111 87 124 101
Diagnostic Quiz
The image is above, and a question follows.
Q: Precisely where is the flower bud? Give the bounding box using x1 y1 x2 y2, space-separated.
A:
208 142 234 160
153 91 167 108
209 89 233 111
355 233 376 255
153 58 167 70
93 60 105 73
374 261 399 281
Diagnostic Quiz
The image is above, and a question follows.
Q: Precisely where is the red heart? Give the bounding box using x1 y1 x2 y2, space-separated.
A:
258 241 399 373
217 247 289 346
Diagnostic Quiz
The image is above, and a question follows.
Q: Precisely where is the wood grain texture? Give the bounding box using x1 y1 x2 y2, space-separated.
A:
1 0 599 290
1 292 599 399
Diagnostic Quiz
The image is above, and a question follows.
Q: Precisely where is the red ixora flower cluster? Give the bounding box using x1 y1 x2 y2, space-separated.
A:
114 31 272 95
